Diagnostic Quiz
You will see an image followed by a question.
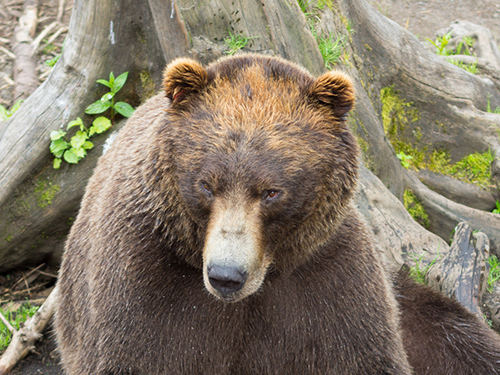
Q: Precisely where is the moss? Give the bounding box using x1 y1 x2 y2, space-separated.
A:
34 180 60 209
435 120 447 133
404 189 430 228
4 234 12 242
363 43 372 51
380 85 420 146
414 127 423 142
427 149 494 188
139 71 156 102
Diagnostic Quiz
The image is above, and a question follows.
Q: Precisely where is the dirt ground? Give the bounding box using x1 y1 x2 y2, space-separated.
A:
0 0 499 373
369 0 500 44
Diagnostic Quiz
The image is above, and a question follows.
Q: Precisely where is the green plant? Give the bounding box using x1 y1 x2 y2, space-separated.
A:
448 59 478 74
487 94 500 114
428 34 479 74
409 252 440 284
297 0 311 13
317 33 346 69
0 100 23 121
403 189 430 228
456 36 474 56
85 72 135 120
426 149 494 188
0 303 39 353
50 71 135 168
488 255 500 292
45 53 61 67
492 200 500 214
397 152 413 169
224 31 259 55
427 32 452 56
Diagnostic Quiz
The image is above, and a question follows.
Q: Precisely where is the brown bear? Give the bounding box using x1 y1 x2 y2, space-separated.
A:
54 54 500 374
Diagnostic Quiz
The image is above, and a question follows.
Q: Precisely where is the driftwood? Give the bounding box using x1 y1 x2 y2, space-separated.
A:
0 285 58 375
435 20 500 85
426 222 489 316
485 285 500 330
12 0 39 102
417 169 497 212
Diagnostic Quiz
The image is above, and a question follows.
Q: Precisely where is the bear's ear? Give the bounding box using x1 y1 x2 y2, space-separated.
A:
163 58 208 105
308 71 355 119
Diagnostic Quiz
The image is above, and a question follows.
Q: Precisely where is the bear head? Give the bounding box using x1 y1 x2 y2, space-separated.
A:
159 54 357 302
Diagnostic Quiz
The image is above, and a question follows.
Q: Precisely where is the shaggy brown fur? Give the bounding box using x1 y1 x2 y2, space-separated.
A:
55 54 500 374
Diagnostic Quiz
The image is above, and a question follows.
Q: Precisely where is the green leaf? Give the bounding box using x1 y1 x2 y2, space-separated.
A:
90 116 112 135
70 131 88 149
112 71 128 93
82 140 94 150
96 79 112 88
63 148 80 164
67 117 84 131
74 147 86 158
9 99 23 115
101 92 115 102
85 100 111 115
45 54 61 67
113 101 135 118
50 129 66 141
109 72 115 87
50 138 70 155
53 158 62 169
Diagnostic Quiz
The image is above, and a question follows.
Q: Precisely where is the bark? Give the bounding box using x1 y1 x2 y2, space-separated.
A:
426 222 489 316
324 0 500 251
417 169 497 212
0 285 58 375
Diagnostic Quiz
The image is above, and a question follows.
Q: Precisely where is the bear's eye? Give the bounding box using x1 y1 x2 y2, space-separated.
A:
200 181 212 196
263 190 280 202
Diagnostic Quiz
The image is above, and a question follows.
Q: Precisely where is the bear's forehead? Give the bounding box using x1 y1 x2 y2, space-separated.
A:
199 66 329 133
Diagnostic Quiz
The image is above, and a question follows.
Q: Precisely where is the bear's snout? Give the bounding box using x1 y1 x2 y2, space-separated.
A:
207 264 248 297
202 198 270 302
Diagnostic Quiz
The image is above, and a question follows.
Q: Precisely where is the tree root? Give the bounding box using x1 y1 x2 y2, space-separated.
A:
12 0 39 102
426 222 489 317
417 169 497 212
0 285 58 375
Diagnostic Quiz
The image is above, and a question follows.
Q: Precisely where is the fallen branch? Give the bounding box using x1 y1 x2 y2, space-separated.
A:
56 0 65 23
31 21 57 53
0 285 58 375
417 169 497 212
36 25 67 54
12 0 39 101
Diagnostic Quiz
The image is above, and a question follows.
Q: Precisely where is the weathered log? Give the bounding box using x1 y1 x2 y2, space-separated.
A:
0 123 126 272
417 168 497 212
314 1 500 251
404 171 500 255
426 222 489 316
0 285 58 375
356 165 448 270
485 285 500 330
436 20 500 74
12 0 39 102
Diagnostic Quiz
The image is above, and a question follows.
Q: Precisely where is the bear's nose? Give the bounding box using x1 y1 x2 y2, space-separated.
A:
207 264 248 297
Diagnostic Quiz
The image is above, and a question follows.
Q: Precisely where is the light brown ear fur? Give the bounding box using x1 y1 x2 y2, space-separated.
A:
163 58 208 104
309 71 355 119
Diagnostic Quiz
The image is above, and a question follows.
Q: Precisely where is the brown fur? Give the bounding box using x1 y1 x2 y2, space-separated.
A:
55 54 500 374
